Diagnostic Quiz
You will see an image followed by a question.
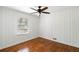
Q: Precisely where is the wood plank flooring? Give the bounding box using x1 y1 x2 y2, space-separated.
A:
0 37 79 52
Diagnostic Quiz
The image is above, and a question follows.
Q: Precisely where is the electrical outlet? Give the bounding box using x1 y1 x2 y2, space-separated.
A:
53 38 57 40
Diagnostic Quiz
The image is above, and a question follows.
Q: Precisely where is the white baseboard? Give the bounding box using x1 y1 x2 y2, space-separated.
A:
0 36 38 50
39 36 79 48
0 35 79 50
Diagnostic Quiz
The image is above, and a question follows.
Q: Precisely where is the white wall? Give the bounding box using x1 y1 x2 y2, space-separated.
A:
0 6 79 49
0 7 3 48
0 7 39 49
40 7 79 47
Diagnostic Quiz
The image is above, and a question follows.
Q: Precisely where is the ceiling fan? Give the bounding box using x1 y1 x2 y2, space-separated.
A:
30 6 50 16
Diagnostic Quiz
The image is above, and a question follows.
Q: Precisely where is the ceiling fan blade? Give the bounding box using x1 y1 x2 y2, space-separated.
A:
30 8 37 11
30 12 38 14
41 7 48 11
42 12 50 14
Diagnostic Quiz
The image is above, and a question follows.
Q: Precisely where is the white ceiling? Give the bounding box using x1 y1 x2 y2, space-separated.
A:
7 6 35 13
7 6 79 16
7 6 67 13
7 6 43 16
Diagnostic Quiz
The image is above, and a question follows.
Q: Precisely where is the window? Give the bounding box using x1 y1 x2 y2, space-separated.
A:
17 17 29 34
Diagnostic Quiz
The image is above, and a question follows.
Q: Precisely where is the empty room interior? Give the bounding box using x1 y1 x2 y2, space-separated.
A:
0 6 79 52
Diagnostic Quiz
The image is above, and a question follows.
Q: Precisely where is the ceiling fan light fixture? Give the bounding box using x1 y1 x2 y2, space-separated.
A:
30 6 50 16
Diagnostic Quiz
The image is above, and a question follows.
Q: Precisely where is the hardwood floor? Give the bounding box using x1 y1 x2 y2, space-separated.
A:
0 37 79 52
